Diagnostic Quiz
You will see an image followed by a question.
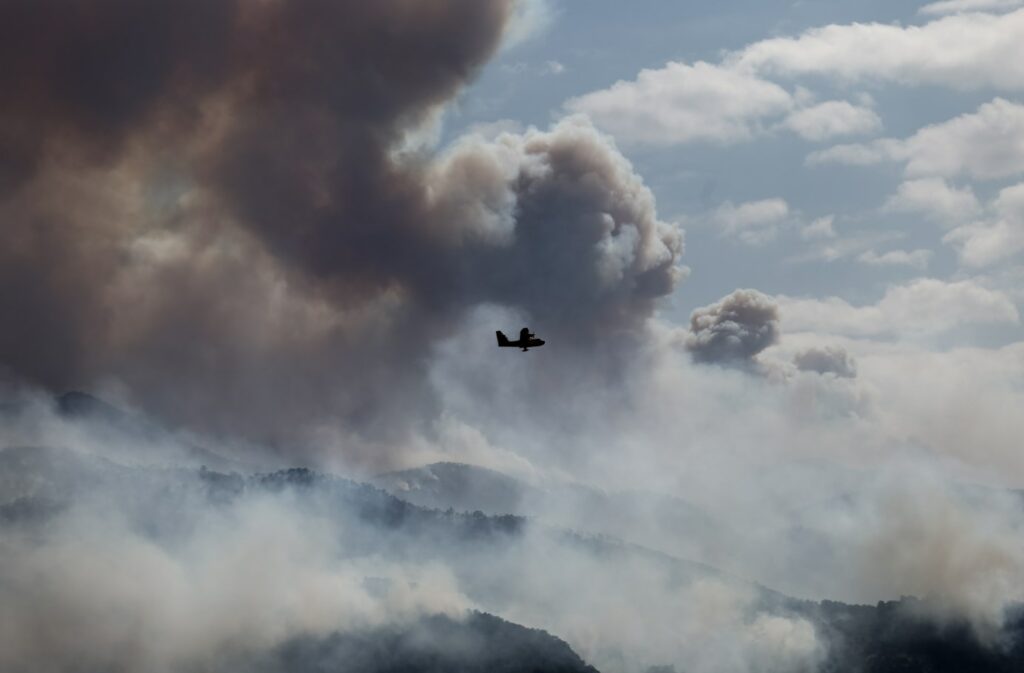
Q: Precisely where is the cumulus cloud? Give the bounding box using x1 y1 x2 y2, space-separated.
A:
778 278 1019 337
782 100 882 141
793 345 858 378
788 230 905 264
944 181 1024 266
732 9 1024 91
856 249 933 269
800 216 838 240
806 140 901 167
566 65 883 147
884 178 982 224
919 0 1024 16
0 1 683 461
568 10 1024 150
713 198 791 245
565 62 794 145
686 290 781 364
945 219 1024 267
809 98 1024 180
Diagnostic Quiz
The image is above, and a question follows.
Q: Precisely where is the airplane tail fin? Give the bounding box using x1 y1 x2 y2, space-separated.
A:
496 331 510 347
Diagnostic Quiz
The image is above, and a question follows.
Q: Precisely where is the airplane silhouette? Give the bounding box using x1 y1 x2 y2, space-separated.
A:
496 327 546 352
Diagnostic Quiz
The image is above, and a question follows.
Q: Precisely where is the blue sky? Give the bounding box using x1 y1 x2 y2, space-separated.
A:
441 0 1024 343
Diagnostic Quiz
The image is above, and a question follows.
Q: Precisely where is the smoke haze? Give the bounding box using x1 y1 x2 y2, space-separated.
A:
3 2 1024 673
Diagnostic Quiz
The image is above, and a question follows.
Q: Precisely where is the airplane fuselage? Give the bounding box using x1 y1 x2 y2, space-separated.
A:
496 329 545 351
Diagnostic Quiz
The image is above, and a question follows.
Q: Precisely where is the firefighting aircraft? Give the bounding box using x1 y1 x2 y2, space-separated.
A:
496 327 546 352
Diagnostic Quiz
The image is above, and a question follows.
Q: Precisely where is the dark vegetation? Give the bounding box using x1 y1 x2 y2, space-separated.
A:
250 612 598 673
230 466 526 539
807 599 1024 673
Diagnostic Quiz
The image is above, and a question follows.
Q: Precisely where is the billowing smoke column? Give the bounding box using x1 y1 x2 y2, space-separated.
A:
686 289 780 365
0 0 683 458
793 346 857 378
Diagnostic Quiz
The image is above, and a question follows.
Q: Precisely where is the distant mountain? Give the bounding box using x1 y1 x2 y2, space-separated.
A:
0 447 595 673
55 390 128 422
48 390 246 471
373 461 731 564
250 612 598 673
375 462 534 514
262 464 1024 673
0 445 121 507
4 446 1024 673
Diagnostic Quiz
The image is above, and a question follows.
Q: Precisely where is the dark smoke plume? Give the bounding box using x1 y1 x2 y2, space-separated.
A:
686 289 780 365
0 0 683 462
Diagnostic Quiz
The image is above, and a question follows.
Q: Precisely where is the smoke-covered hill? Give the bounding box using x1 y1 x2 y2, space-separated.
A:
374 461 734 569
0 444 596 672
246 612 598 673
805 599 1024 673
4 436 1024 673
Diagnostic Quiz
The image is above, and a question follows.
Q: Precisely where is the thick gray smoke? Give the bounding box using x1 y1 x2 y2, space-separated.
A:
5 4 1023 673
0 490 472 673
0 0 683 461
793 346 858 378
686 289 780 365
0 393 827 673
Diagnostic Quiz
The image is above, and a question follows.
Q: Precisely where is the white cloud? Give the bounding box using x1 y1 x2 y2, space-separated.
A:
945 220 1024 267
919 0 1024 16
713 198 790 244
782 100 883 141
806 140 900 167
972 263 1024 301
502 60 566 77
567 10 1024 149
567 67 883 147
732 9 1024 91
503 0 557 49
809 98 1024 180
464 119 526 139
800 215 837 240
778 278 1019 337
789 231 904 264
542 60 566 75
883 178 982 224
565 62 794 145
944 182 1024 266
857 248 933 269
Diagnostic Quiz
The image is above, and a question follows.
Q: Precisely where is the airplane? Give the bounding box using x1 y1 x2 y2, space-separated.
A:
496 327 546 352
